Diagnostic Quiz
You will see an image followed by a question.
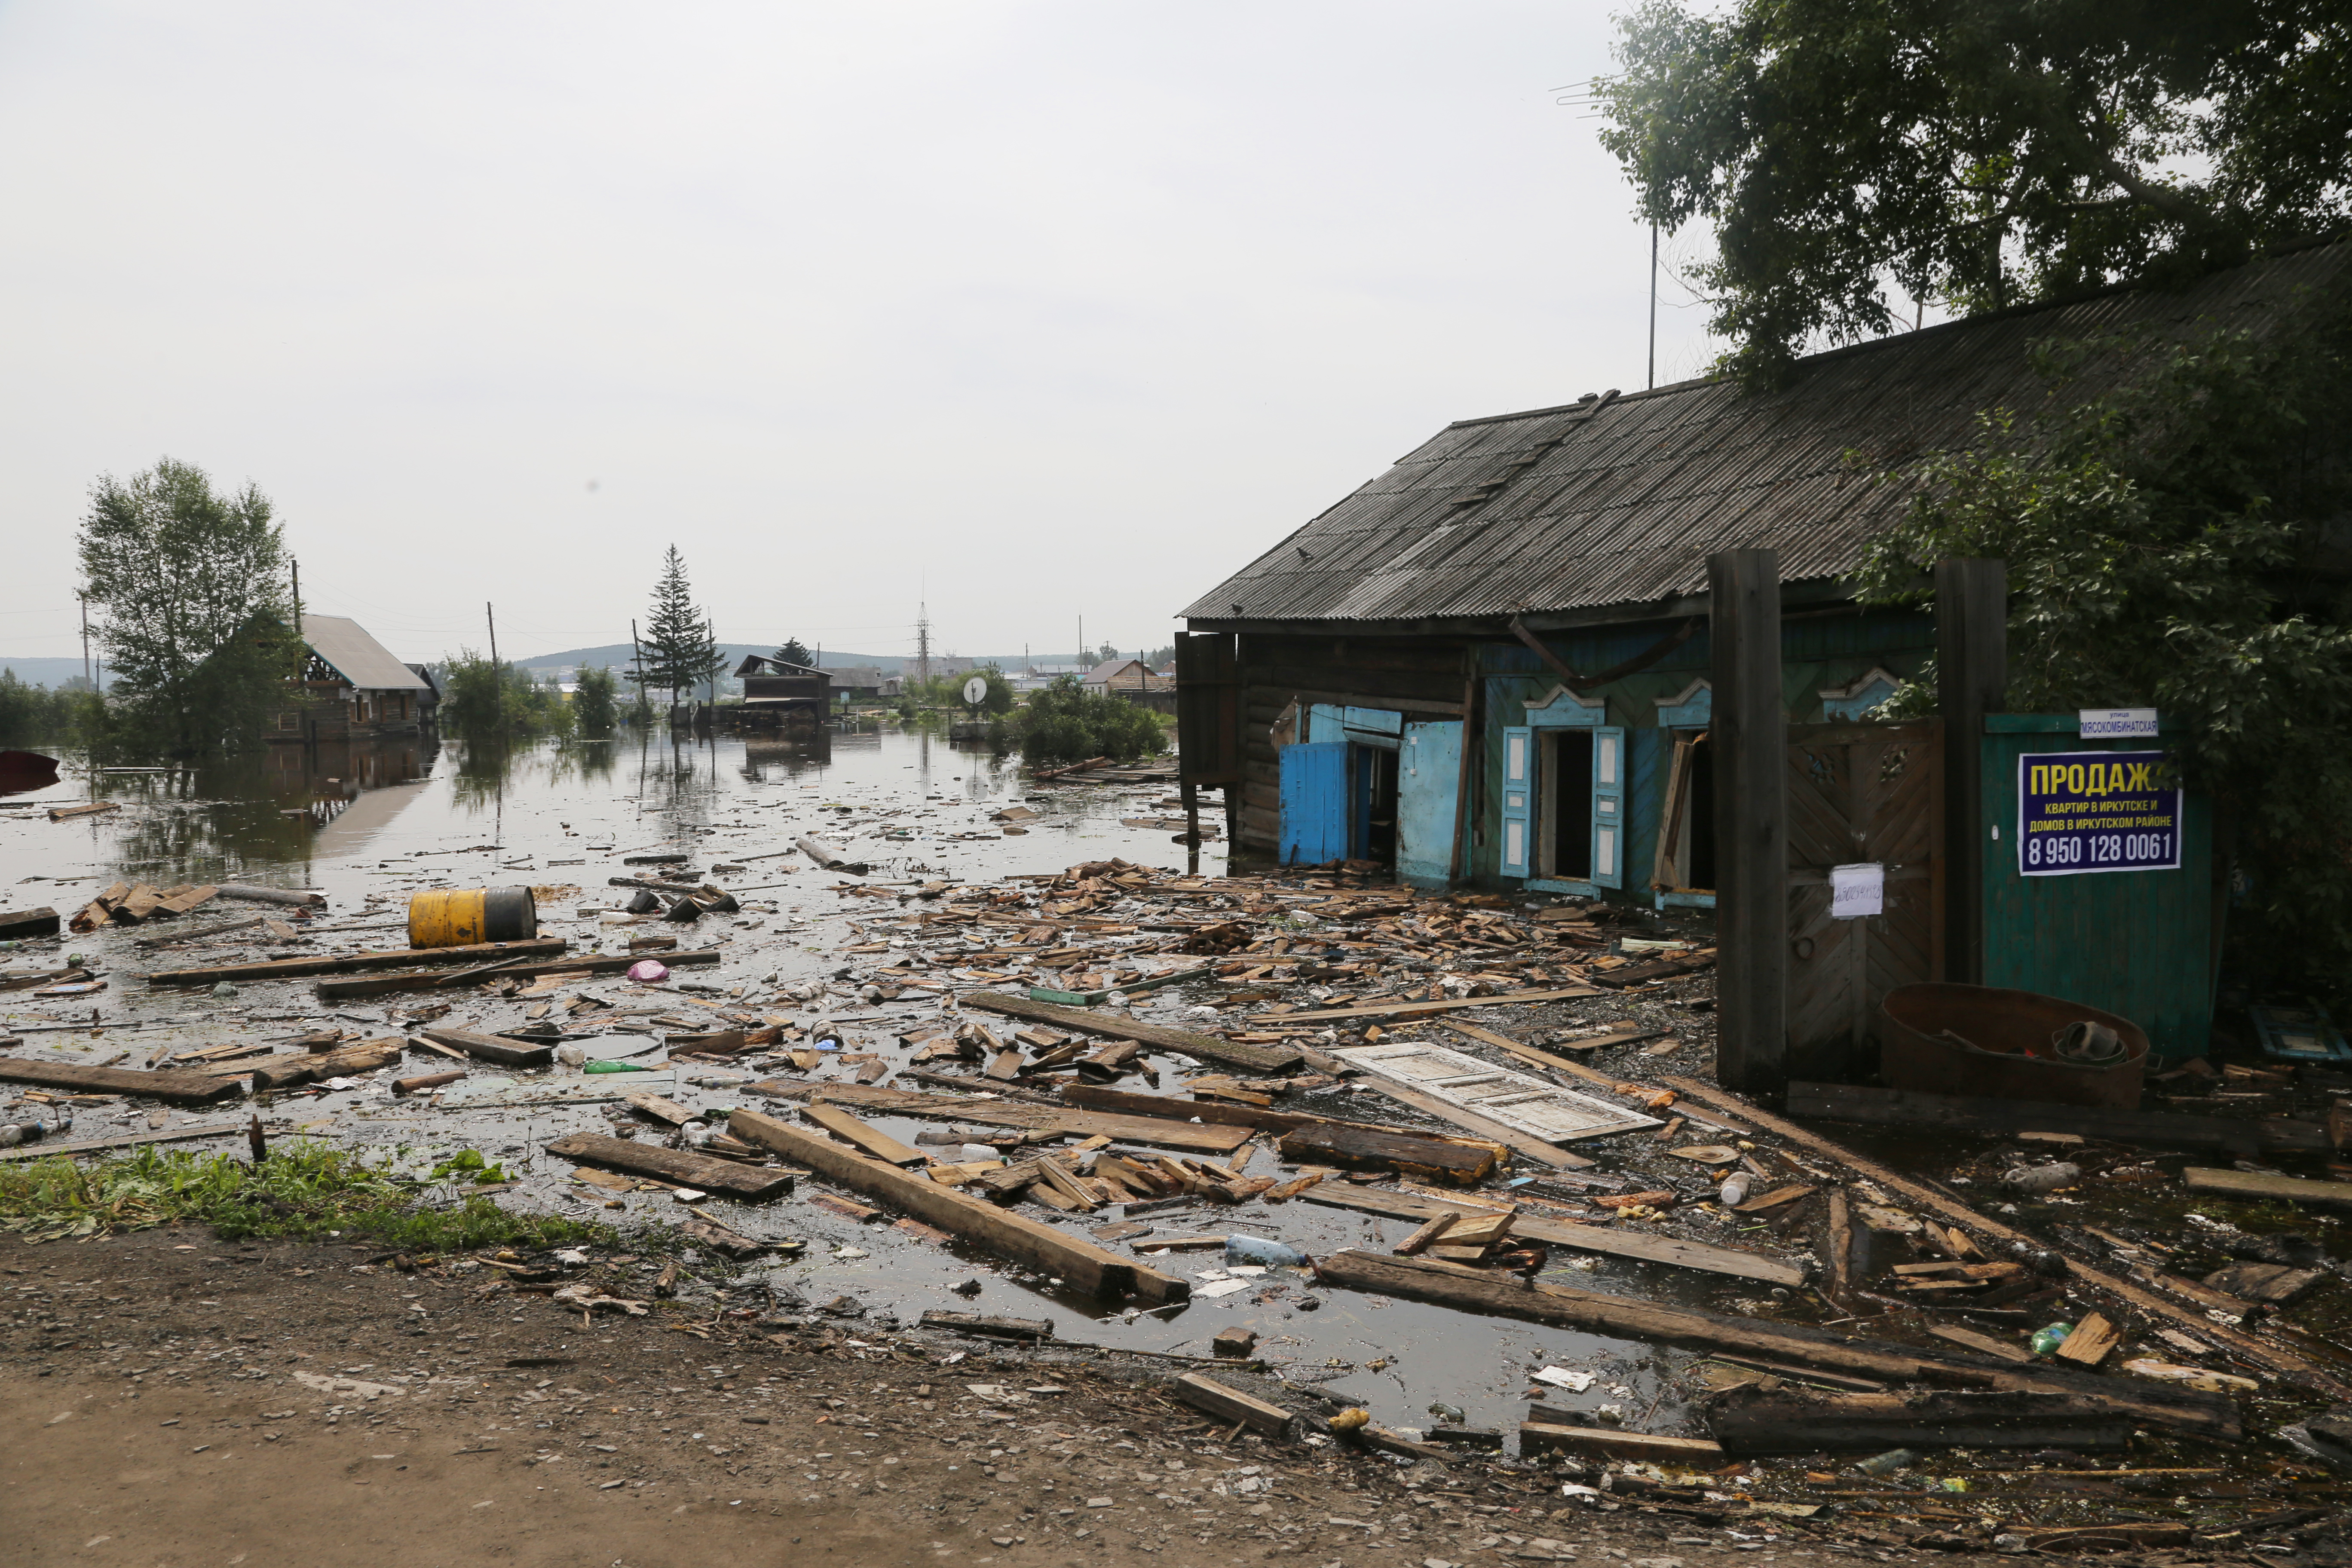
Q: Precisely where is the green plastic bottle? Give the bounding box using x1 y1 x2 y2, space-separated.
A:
2030 1322 2075 1357
582 1058 654 1074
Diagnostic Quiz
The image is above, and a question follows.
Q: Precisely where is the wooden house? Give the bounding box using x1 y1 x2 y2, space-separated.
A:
274 615 432 744
1176 241 2352 903
720 654 831 731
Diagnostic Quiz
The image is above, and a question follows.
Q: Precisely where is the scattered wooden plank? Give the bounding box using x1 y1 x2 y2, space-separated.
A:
1394 1212 1457 1256
416 1029 557 1069
1930 1324 2032 1363
916 1310 1053 1341
0 1120 244 1162
622 1091 698 1126
543 1132 795 1201
731 1111 1185 1304
1311 1250 2239 1438
1519 1423 1724 1463
316 949 718 1000
0 907 61 940
1269 986 1599 1024
962 991 1302 1075
1663 1075 2349 1400
1173 1373 1295 1436
2183 1165 2352 1209
2022 1525 2190 1553
1276 1123 1500 1185
1337 1040 1659 1144
1300 1185 1807 1288
740 1079 1255 1155
47 802 120 821
799 1101 926 1167
1706 1387 2132 1454
0 1057 245 1105
2202 1262 2328 1305
2055 1312 2122 1368
249 1039 404 1091
1785 1081 2328 1153
148 938 569 987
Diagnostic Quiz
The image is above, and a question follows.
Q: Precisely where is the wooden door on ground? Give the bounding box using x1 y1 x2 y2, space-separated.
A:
1785 720 1944 1079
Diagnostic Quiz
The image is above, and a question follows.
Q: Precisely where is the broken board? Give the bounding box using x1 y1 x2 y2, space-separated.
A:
741 1080 1255 1155
1333 1041 1660 1144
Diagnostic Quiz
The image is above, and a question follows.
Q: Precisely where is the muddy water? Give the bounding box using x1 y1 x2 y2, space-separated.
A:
1 725 1714 1444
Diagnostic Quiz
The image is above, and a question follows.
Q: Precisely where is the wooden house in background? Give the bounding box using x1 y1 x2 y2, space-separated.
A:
719 654 831 731
275 614 432 744
1176 241 2352 905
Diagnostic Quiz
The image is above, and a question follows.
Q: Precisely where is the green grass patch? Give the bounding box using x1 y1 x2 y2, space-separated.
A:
0 1142 610 1253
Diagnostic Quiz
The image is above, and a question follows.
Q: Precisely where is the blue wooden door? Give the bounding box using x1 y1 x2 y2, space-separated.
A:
1398 721 1462 887
1500 726 1532 877
1591 725 1626 889
1279 742 1350 865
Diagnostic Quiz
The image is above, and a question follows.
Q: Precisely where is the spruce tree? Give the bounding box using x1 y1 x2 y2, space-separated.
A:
640 546 723 709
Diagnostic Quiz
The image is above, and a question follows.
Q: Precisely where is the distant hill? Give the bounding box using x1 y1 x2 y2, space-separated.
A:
0 657 113 691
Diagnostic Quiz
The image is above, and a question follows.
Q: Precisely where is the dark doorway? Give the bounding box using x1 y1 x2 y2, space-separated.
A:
1544 729 1594 882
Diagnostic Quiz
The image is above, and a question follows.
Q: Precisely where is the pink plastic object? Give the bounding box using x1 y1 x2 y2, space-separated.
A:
626 959 670 984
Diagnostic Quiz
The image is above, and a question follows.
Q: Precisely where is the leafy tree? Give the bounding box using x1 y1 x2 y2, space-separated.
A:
775 637 815 668
1854 300 2352 998
573 664 619 735
77 458 300 755
1598 0 2352 384
638 546 724 710
0 670 88 747
1091 641 1126 667
1008 674 1167 765
441 651 575 740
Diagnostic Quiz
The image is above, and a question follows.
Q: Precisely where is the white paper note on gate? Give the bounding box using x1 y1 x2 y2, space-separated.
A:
1829 862 1884 919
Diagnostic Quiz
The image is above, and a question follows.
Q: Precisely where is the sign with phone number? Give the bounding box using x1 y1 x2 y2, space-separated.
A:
2018 750 2180 876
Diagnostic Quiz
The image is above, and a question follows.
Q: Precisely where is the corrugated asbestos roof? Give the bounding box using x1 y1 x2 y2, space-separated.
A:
1183 243 2352 626
302 615 429 692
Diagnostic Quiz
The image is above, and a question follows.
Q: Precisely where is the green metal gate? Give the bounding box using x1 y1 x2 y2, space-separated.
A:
1979 715 2219 1064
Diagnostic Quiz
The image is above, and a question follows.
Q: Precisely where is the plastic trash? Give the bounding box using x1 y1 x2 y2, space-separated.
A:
0 1122 44 1148
2030 1322 2075 1357
2003 1162 2081 1194
625 890 662 915
584 1058 654 1074
554 1044 587 1069
212 981 237 998
1717 1173 1752 1207
1427 1401 1466 1423
1856 1448 1918 1476
626 959 670 984
958 1144 1002 1162
1224 1234 1311 1268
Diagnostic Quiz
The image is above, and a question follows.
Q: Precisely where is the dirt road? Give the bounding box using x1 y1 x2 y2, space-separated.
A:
0 1228 1809 1568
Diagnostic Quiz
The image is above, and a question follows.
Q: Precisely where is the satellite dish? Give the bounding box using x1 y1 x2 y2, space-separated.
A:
962 675 987 705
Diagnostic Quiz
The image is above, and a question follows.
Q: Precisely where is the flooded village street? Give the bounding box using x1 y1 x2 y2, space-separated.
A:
6 719 2352 1568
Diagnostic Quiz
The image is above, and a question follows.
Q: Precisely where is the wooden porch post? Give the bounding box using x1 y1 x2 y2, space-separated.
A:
1710 549 1786 1094
1935 558 2007 985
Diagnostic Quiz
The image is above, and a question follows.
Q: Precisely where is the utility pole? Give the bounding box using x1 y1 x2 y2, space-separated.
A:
915 602 932 686
486 601 504 740
630 617 646 723
1648 223 1658 392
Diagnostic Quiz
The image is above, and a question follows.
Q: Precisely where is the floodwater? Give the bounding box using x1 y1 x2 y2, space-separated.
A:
1 723 1785 1447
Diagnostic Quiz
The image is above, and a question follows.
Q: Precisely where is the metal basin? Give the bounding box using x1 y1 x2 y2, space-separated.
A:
1878 981 2148 1109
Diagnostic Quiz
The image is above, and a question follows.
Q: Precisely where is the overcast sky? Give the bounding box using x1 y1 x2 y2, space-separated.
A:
0 1 1723 668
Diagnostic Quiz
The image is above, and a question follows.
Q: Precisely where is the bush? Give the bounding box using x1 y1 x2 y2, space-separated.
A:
573 664 619 735
440 650 575 740
0 670 88 747
1008 675 1167 765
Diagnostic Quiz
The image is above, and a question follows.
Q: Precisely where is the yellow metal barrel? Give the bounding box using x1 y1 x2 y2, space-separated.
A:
407 885 538 948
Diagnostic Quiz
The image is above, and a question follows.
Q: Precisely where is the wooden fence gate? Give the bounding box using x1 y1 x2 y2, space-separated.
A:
1785 720 1944 1080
